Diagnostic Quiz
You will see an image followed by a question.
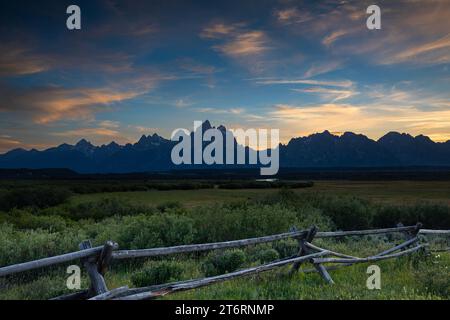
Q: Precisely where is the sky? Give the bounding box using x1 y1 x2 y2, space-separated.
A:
0 0 449 153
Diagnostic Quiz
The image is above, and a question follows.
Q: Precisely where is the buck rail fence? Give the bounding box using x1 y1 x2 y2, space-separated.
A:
0 223 449 300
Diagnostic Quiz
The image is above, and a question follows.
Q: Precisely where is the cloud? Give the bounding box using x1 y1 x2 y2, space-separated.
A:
303 61 343 78
322 30 350 46
177 58 218 75
387 33 450 64
200 23 244 39
0 137 21 153
276 0 450 66
0 41 139 77
213 31 270 57
174 99 193 108
201 22 272 73
274 8 312 25
192 107 245 115
35 88 142 124
0 84 144 125
53 127 120 138
0 70 171 125
266 83 450 142
98 120 121 129
255 78 354 88
200 22 276 75
0 43 50 76
131 126 160 134
292 87 358 101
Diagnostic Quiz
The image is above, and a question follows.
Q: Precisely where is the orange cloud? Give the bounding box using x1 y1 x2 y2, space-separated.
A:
322 30 349 46
274 8 312 25
292 87 358 101
201 23 244 39
214 31 270 57
33 88 142 124
388 33 450 64
53 127 120 138
0 44 50 76
255 78 354 88
268 100 450 143
0 137 21 153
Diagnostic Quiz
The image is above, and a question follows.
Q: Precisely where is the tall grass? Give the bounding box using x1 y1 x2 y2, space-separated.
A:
0 188 448 300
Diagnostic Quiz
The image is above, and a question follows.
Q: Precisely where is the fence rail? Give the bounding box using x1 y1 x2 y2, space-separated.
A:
0 244 117 277
0 222 448 300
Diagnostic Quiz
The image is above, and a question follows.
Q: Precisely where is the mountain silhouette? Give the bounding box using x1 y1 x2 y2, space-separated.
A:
1 121 450 173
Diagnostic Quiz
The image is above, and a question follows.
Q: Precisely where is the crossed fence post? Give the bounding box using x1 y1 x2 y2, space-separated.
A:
79 240 117 298
289 225 334 284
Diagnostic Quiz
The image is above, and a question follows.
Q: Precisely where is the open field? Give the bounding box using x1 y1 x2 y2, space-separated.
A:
70 180 450 208
0 179 449 300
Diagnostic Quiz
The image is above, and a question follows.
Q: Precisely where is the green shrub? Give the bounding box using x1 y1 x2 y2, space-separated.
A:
252 248 279 264
65 198 155 221
201 249 246 277
86 213 196 249
131 260 184 287
190 203 301 243
311 195 374 230
0 187 72 211
415 255 450 298
373 202 450 229
0 209 69 232
272 239 299 258
157 201 182 212
0 223 86 266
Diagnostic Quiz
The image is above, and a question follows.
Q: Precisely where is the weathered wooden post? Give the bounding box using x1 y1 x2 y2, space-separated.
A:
98 240 116 275
412 222 422 237
404 222 423 253
290 225 334 284
79 240 109 297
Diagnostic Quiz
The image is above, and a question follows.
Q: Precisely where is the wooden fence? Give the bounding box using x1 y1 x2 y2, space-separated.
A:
0 223 448 300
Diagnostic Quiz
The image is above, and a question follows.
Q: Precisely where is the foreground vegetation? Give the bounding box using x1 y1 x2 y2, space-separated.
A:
0 180 449 300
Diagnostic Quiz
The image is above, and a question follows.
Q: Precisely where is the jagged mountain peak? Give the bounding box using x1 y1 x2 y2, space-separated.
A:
0 127 449 173
107 141 119 147
378 131 414 142
76 138 92 147
415 134 433 143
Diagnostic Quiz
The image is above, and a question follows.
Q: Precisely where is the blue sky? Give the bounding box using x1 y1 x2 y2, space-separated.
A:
0 0 449 152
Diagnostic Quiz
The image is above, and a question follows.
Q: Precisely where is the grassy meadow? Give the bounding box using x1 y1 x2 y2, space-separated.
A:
70 180 450 207
0 179 449 300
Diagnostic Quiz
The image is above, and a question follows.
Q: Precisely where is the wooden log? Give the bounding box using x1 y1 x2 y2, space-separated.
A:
114 251 298 299
313 263 334 284
303 238 421 274
420 229 450 235
115 251 330 300
49 290 89 300
413 222 423 235
302 263 352 274
79 240 108 297
0 245 108 277
304 242 359 259
374 237 419 257
291 226 317 272
97 241 116 275
88 286 129 300
316 225 417 238
404 223 422 240
313 244 426 264
112 230 308 259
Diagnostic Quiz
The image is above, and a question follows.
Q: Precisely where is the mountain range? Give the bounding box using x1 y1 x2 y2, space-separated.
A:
1 120 450 173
